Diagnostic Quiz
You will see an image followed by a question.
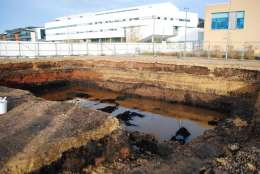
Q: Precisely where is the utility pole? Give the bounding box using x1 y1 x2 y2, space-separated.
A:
152 15 157 57
183 7 189 59
225 0 232 59
67 0 70 58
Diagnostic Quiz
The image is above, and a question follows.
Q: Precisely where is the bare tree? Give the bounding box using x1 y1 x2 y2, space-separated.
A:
64 39 80 43
127 26 142 42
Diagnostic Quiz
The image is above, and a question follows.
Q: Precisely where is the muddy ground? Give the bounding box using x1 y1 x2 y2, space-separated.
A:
0 56 259 173
0 85 259 174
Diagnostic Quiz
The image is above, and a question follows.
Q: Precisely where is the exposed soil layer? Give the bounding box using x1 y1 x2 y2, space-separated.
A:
33 129 134 174
1 58 259 113
0 86 121 174
0 57 259 173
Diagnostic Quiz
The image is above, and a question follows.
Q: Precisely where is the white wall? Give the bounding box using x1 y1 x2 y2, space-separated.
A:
30 32 36 42
0 41 200 57
36 28 43 39
45 2 200 42
168 27 204 42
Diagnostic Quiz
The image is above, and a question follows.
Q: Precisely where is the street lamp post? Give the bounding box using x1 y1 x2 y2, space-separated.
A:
67 0 70 58
183 7 189 59
152 15 157 57
225 0 232 59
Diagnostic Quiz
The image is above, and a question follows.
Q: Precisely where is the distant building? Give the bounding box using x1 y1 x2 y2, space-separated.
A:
0 34 6 41
1 27 46 42
204 0 260 42
197 18 204 28
45 2 203 43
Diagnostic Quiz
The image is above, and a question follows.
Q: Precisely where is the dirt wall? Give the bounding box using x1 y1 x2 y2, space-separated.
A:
0 57 259 173
0 58 259 113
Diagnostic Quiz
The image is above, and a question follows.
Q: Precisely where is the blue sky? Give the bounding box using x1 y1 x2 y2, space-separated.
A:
0 0 229 33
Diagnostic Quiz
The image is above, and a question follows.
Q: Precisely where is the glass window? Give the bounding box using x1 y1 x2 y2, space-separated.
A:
237 11 244 29
211 12 229 30
6 33 13 38
198 32 204 41
40 29 45 39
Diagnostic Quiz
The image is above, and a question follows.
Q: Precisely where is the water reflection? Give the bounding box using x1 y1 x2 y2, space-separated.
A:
39 86 228 142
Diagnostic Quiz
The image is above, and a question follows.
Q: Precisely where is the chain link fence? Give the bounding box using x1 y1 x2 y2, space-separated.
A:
0 41 259 60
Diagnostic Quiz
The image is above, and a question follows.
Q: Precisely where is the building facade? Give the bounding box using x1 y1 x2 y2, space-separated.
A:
45 2 203 43
1 27 46 42
204 0 260 43
0 34 6 41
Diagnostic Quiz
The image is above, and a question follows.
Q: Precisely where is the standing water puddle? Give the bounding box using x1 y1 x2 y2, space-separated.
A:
37 86 227 144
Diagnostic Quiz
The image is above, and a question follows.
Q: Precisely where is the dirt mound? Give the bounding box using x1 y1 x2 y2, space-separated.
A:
35 129 134 173
201 145 260 174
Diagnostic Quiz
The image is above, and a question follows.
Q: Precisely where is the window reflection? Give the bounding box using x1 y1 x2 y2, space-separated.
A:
211 12 229 30
237 11 244 29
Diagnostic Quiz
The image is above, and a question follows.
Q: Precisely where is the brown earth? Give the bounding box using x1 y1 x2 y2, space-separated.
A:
0 86 121 173
0 56 259 173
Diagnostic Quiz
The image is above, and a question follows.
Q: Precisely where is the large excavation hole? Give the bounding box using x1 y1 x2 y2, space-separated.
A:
26 84 228 144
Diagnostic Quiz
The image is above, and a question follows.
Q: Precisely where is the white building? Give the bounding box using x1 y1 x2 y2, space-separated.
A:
45 2 203 43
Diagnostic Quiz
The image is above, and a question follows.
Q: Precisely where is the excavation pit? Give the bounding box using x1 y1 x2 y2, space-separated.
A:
0 56 259 173
29 85 228 144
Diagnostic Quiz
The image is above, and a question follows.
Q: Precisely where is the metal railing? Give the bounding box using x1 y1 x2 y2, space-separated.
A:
0 41 259 60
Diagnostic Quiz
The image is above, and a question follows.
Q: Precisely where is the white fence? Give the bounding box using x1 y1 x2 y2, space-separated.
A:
0 41 203 58
0 41 259 60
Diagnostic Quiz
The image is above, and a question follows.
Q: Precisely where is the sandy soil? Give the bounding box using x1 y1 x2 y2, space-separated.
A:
1 55 260 70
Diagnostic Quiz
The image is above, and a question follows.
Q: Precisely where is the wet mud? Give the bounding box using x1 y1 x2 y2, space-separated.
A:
75 93 92 99
36 85 223 143
0 58 259 173
116 111 145 126
208 120 218 126
98 106 118 114
170 127 191 145
100 99 117 104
